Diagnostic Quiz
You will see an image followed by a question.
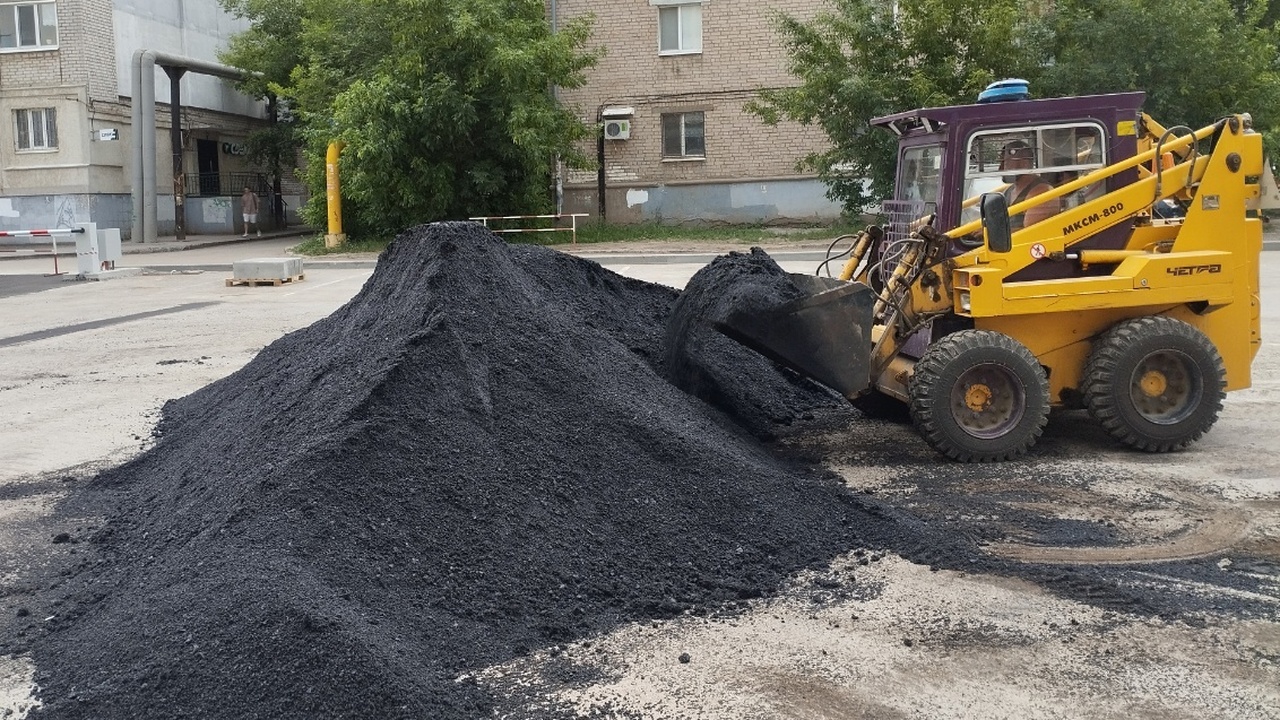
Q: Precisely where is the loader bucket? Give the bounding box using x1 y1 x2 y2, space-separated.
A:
716 274 876 399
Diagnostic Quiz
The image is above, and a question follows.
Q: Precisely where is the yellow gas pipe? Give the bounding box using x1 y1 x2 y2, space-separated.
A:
325 141 347 248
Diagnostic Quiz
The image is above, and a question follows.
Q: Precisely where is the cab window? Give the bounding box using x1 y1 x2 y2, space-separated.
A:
900 144 942 213
960 123 1106 223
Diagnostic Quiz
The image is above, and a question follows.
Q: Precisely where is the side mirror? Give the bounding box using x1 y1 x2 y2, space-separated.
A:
980 192 1013 254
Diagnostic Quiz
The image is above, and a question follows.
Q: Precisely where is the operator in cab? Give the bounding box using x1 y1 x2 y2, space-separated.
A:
1000 140 1059 229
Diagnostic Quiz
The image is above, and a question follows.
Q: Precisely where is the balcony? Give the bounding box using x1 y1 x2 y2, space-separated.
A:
185 172 270 197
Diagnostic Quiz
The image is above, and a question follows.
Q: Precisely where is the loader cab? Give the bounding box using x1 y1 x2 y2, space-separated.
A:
874 89 1146 256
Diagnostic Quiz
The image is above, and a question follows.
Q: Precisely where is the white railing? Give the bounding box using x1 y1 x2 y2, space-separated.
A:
469 213 590 245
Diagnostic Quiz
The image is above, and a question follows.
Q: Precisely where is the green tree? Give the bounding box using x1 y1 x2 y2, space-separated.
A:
220 0 307 226
749 0 1045 213
1036 0 1280 158
752 0 1280 215
220 0 599 238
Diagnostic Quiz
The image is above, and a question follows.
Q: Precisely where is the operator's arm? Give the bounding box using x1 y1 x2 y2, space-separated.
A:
1021 182 1059 227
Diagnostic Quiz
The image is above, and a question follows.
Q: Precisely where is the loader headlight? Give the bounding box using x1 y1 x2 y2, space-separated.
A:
959 291 971 312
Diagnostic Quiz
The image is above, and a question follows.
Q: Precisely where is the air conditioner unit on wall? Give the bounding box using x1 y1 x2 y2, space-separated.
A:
604 119 631 140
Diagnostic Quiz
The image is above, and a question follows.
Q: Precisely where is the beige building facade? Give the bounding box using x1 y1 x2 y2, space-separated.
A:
0 0 297 239
551 0 841 224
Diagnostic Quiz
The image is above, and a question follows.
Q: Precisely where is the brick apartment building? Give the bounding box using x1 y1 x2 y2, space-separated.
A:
551 0 841 225
0 0 296 240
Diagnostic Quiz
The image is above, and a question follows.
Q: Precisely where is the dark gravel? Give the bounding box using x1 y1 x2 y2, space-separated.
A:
17 223 932 719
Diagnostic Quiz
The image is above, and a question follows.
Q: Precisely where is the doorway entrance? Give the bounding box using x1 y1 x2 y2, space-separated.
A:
196 140 220 196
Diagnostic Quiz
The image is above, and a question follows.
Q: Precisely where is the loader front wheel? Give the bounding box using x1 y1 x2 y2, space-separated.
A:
909 330 1050 462
1083 316 1225 452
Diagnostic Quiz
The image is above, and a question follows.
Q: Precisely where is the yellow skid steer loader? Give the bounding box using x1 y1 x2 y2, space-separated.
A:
720 84 1275 461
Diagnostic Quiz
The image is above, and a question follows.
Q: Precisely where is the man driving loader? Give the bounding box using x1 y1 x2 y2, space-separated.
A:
1000 139 1059 229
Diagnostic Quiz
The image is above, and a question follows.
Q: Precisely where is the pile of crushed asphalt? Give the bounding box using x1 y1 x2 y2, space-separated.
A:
663 247 845 440
12 223 954 719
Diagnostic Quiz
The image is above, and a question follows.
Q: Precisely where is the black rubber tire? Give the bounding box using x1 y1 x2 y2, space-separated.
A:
1082 316 1225 452
908 330 1050 462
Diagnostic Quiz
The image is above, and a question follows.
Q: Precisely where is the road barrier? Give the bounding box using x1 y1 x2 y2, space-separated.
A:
0 227 86 276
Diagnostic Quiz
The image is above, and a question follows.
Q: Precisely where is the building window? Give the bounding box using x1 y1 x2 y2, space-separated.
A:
657 3 701 54
15 108 57 151
662 112 705 159
0 2 59 50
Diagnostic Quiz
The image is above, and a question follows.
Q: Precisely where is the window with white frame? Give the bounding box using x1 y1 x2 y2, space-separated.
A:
657 2 701 54
15 107 57 151
662 112 705 159
0 1 59 50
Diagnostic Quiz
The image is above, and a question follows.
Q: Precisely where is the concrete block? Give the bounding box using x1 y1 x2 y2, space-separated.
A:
231 257 304 281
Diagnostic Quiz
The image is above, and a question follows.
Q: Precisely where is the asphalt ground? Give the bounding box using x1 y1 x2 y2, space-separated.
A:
2 226 1278 718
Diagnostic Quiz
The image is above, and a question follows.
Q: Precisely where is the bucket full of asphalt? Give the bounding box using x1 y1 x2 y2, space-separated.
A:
10 222 955 719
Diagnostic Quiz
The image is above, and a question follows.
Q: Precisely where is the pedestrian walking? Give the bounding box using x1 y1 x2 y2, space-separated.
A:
241 187 261 237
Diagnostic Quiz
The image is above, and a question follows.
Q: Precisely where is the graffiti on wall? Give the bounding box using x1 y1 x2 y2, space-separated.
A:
55 197 80 228
203 197 231 224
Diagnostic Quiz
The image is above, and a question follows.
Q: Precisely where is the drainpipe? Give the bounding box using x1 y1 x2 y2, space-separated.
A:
596 105 606 220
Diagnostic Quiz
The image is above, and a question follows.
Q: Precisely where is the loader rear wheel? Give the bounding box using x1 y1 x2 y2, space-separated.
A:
1082 316 1225 452
908 330 1050 462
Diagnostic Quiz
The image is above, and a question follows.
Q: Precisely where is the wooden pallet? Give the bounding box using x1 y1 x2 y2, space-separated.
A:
225 273 305 288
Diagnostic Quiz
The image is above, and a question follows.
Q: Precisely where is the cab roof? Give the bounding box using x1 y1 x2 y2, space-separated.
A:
870 92 1147 137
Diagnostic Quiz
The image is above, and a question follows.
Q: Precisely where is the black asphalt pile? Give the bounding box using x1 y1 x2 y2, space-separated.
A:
664 248 848 439
24 222 913 719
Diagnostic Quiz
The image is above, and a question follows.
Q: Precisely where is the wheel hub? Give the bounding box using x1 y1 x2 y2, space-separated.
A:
964 383 993 411
1139 370 1168 398
1130 350 1198 423
950 365 1026 439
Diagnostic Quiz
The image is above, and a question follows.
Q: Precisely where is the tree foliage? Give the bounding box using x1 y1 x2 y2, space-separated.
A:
219 0 599 237
752 0 1280 215
1036 0 1280 155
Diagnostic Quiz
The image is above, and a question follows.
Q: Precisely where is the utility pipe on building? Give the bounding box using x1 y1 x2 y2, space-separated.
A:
130 50 254 243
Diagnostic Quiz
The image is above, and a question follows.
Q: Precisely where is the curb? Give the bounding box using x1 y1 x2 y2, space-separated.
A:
122 230 316 255
139 260 379 273
0 230 317 262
